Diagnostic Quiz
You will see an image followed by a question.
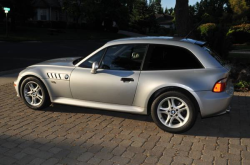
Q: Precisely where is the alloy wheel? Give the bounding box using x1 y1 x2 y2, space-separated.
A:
23 81 43 106
157 97 190 129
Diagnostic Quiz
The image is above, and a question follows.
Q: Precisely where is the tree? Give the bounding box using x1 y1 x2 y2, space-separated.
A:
154 0 163 14
62 0 85 26
189 0 232 25
175 0 190 37
164 7 169 14
229 0 249 15
168 7 174 15
130 0 156 33
229 0 249 19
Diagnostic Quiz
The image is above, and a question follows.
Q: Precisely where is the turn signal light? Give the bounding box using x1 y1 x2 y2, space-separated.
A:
213 78 227 93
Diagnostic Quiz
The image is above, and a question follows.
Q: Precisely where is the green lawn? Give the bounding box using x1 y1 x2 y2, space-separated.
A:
0 26 126 42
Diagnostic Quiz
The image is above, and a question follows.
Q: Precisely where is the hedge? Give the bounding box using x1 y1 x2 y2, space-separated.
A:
227 24 250 44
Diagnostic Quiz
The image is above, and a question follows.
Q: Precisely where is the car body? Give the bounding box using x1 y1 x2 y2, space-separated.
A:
14 37 234 133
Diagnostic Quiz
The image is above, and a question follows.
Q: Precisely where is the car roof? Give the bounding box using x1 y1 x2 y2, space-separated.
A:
100 36 222 69
106 37 206 47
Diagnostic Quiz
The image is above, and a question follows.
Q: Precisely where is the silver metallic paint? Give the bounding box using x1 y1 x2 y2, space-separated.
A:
70 68 140 105
14 37 234 117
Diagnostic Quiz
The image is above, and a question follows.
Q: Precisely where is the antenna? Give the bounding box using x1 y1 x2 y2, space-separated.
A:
184 18 205 39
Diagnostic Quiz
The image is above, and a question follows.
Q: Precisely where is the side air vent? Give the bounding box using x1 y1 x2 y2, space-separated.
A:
47 73 69 80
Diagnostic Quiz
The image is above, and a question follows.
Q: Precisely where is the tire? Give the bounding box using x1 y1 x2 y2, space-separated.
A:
151 91 197 133
20 77 51 110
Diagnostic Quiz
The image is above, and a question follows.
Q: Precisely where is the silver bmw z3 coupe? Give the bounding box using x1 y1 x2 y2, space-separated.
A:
14 37 234 133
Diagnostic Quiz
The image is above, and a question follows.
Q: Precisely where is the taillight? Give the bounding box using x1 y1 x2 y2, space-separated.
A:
213 78 227 93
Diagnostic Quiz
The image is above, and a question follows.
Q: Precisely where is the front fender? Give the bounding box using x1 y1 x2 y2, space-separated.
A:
16 66 75 102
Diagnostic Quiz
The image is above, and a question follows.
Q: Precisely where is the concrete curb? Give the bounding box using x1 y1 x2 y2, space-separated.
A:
230 50 250 54
0 68 24 76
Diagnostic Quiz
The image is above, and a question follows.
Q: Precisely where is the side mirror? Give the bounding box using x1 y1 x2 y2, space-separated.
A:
91 62 99 74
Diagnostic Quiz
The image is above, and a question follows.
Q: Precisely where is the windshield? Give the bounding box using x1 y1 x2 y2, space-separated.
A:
203 46 227 66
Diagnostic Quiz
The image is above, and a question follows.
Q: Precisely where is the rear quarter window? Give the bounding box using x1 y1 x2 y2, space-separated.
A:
143 45 204 70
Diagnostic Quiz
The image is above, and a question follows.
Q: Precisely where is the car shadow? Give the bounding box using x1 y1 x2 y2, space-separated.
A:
43 95 250 138
44 103 153 122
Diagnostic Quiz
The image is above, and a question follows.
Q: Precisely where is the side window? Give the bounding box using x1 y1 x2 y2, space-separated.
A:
100 44 147 70
143 45 203 70
79 49 106 68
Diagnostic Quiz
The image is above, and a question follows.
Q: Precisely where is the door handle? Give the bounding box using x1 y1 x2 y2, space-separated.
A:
121 78 134 82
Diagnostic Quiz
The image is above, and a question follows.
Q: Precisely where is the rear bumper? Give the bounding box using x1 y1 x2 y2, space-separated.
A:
192 81 234 117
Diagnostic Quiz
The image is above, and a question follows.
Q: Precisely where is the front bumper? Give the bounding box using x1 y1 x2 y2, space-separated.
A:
14 80 20 97
192 81 234 117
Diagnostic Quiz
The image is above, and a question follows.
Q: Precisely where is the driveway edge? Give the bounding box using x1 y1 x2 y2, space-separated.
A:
0 68 24 76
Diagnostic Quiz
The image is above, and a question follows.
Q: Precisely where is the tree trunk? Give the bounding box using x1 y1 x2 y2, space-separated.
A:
175 0 190 37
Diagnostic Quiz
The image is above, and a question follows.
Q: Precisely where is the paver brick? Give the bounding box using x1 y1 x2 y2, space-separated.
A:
77 152 94 162
121 151 135 159
158 155 172 165
242 151 250 160
112 146 126 156
173 156 193 165
29 158 46 165
242 159 250 165
0 84 250 165
41 158 59 165
214 158 227 165
145 155 159 164
1 155 17 165
228 160 241 165
191 143 204 151
95 151 113 160
111 156 130 165
129 153 146 165
193 159 212 165
127 146 145 154
189 150 201 160
22 147 40 155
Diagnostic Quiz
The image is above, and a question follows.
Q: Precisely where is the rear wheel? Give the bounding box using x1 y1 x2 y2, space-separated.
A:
151 91 197 133
20 77 51 110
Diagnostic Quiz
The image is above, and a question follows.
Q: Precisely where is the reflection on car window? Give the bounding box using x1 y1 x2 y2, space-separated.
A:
79 49 106 68
100 44 147 70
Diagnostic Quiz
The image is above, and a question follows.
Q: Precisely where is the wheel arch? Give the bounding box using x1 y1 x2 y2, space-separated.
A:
146 86 201 116
18 75 52 101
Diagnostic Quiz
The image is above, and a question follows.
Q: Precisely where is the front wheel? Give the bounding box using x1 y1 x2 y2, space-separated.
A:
151 91 197 133
20 77 51 110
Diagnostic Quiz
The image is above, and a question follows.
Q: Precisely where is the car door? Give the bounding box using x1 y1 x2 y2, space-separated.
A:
70 44 148 105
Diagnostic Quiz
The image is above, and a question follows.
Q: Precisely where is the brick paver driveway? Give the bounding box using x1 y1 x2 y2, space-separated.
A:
0 83 250 165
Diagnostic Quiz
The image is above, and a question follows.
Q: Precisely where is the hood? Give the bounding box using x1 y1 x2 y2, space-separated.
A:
33 57 80 67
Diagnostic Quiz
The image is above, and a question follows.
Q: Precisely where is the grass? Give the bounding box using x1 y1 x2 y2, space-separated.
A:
0 26 126 42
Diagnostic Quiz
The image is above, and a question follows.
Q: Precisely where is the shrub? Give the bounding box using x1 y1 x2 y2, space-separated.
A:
227 24 250 44
197 23 217 37
196 23 232 58
235 80 250 92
